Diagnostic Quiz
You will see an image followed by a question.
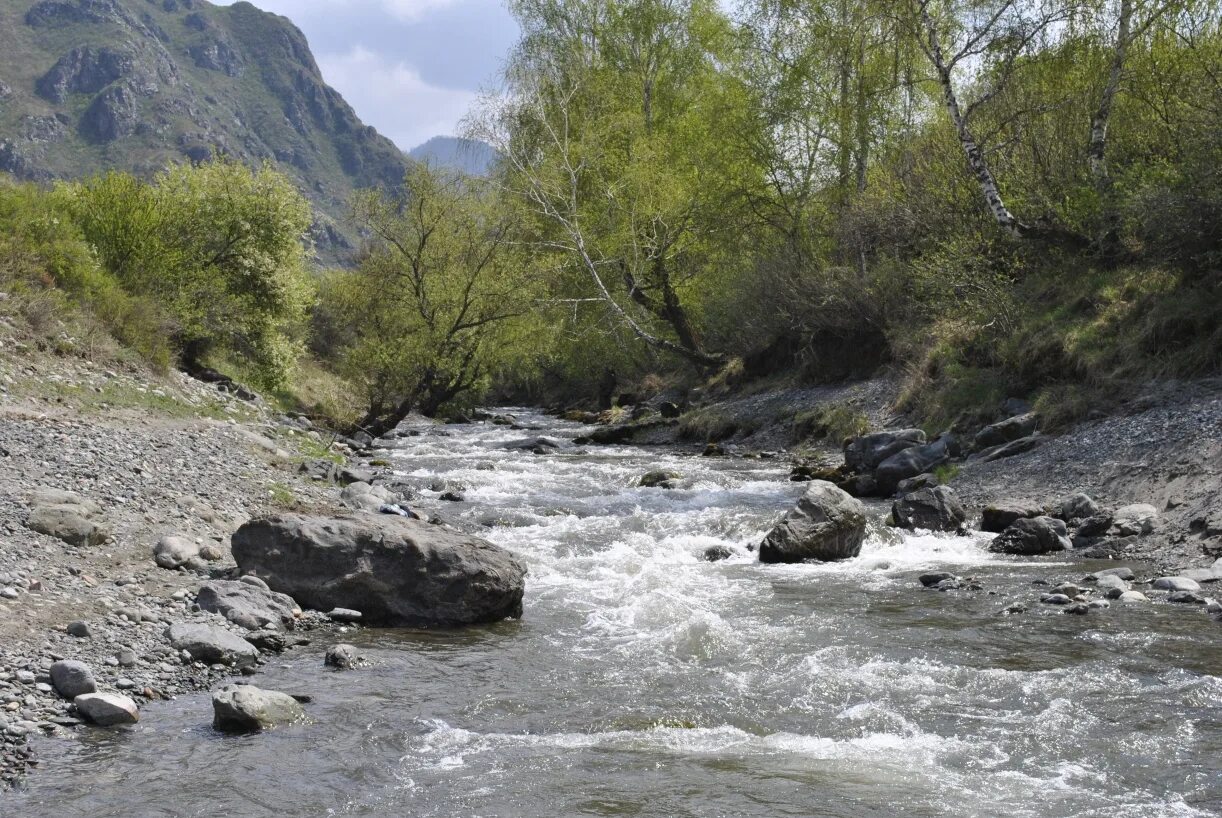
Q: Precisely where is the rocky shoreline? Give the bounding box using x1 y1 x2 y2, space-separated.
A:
0 360 526 790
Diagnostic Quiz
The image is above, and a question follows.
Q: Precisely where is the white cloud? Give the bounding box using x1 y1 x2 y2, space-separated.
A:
377 0 462 21
316 45 478 150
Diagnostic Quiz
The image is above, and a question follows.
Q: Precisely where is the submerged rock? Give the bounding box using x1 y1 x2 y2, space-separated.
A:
324 644 360 669
231 514 527 626
639 470 682 489
759 481 866 563
212 684 305 732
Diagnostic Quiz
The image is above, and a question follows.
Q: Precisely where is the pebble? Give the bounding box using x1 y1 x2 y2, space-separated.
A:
1039 594 1072 605
65 622 91 638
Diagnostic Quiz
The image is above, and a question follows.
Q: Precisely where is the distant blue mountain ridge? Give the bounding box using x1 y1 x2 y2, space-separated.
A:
407 136 498 176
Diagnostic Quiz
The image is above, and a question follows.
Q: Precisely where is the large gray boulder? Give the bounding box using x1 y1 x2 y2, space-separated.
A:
339 481 394 513
987 516 1072 555
874 435 956 494
1112 503 1158 536
211 684 304 732
26 489 108 546
74 692 139 726
973 413 1038 450
196 580 298 631
891 486 966 533
166 623 259 667
759 481 867 563
844 430 926 474
231 514 527 626
49 660 96 699
980 502 1044 533
153 535 200 569
1056 493 1101 522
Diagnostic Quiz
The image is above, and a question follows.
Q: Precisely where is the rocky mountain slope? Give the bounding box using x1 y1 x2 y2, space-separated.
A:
0 0 411 262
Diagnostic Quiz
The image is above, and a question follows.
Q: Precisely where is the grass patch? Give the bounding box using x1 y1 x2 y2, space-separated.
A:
677 407 742 442
791 402 870 445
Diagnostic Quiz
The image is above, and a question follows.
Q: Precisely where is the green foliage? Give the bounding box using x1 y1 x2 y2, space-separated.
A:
323 163 543 425
62 160 315 387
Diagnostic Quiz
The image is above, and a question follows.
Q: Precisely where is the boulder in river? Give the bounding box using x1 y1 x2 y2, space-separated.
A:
196 580 298 631
339 482 394 513
324 644 360 669
891 486 966 533
231 514 527 626
74 692 139 726
166 623 259 667
758 481 866 563
987 516 1071 555
212 684 305 732
1152 576 1200 592
639 470 681 489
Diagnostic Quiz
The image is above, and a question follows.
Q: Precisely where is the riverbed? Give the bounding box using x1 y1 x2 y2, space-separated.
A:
11 410 1222 816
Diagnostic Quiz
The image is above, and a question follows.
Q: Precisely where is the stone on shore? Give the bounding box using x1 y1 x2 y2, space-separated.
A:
74 692 139 726
211 684 305 732
1112 503 1158 536
759 481 866 563
153 535 200 569
196 580 298 630
1152 576 1200 592
166 623 259 667
980 502 1044 533
49 660 97 699
843 430 926 473
231 514 527 626
874 435 956 494
987 516 1071 555
26 488 109 546
1056 493 1101 522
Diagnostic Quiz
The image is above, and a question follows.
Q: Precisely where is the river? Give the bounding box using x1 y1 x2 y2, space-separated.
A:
11 410 1222 817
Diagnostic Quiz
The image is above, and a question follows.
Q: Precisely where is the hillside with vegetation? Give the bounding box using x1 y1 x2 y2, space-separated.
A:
0 0 409 262
1 0 1219 439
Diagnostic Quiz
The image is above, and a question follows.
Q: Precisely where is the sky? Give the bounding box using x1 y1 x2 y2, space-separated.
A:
214 0 521 151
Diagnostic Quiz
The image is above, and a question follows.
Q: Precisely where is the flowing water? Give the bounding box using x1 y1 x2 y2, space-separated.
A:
12 410 1222 817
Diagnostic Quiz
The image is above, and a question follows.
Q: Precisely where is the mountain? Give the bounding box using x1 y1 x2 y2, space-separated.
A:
0 0 411 262
408 136 497 176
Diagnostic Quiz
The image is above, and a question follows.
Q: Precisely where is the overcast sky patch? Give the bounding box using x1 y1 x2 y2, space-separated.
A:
214 0 518 150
